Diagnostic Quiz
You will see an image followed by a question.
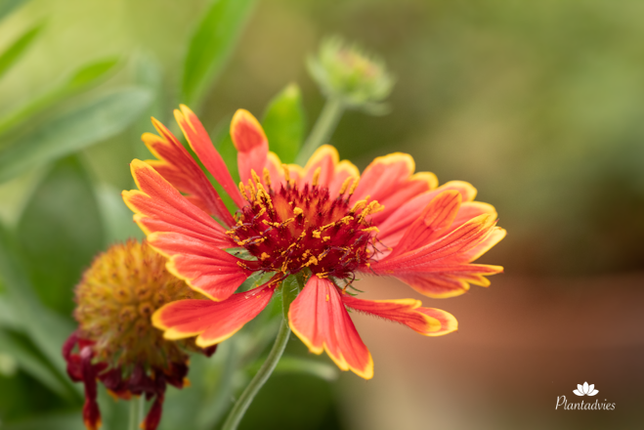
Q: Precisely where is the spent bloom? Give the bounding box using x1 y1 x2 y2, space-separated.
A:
123 106 505 379
63 239 214 430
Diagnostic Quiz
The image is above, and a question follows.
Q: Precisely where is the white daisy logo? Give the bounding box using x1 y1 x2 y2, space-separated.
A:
573 382 598 396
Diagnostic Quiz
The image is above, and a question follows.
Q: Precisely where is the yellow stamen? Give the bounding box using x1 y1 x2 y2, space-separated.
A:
293 207 303 217
338 177 354 195
282 164 291 183
239 182 248 200
263 168 272 189
251 169 262 186
311 167 321 186
348 177 360 196
351 199 367 213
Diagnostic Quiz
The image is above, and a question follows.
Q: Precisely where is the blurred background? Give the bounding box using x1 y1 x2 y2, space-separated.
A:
0 0 643 429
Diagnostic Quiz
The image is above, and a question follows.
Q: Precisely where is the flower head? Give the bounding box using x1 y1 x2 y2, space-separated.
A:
63 239 214 430
123 106 505 379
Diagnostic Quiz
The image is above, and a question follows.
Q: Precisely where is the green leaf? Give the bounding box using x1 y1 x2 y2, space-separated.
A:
0 295 20 329
280 273 304 321
0 57 120 135
262 83 306 164
0 223 78 387
0 87 152 183
182 0 256 108
0 330 71 397
95 182 143 244
263 355 339 382
0 0 29 22
2 412 85 430
0 22 44 80
64 57 119 92
17 156 104 315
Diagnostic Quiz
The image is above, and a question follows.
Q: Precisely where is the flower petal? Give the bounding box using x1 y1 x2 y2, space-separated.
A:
371 215 503 297
174 105 245 208
142 118 234 225
123 160 233 245
352 153 437 224
375 214 497 271
230 109 269 185
387 190 462 258
393 264 504 298
152 283 276 347
377 180 478 247
288 275 373 379
342 295 458 336
147 231 253 301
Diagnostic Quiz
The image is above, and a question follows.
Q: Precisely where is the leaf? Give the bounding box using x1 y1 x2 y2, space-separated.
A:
64 57 119 92
0 22 44 80
0 295 21 330
17 156 105 315
0 0 29 22
0 87 152 183
94 182 143 244
1 411 85 430
0 330 71 397
0 57 120 135
181 0 256 108
262 83 306 164
280 273 304 321
0 222 78 385
271 356 339 382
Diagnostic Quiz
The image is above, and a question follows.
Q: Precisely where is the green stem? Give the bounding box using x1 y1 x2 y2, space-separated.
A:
296 97 345 165
221 317 291 430
128 395 145 430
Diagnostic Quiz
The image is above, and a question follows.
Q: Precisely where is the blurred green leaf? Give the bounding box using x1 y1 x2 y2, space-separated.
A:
212 114 238 181
0 223 78 388
65 58 119 92
0 296 20 329
131 51 163 161
263 356 338 382
0 22 43 80
182 0 256 108
17 156 104 315
0 330 70 396
0 87 152 183
0 57 121 135
0 0 29 22
262 83 306 164
2 411 85 430
95 182 143 244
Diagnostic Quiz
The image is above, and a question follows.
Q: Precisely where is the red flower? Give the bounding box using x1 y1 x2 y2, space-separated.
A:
123 106 505 379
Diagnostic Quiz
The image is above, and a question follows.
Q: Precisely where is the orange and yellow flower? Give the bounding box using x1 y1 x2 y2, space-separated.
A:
123 106 505 379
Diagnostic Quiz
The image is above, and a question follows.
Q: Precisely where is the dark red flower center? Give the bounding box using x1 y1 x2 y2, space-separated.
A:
228 171 382 279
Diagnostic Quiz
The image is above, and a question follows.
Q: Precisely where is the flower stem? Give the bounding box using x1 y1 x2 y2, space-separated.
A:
296 97 345 165
129 395 145 430
221 317 291 430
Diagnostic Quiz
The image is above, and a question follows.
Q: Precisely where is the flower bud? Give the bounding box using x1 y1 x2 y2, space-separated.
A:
307 36 394 114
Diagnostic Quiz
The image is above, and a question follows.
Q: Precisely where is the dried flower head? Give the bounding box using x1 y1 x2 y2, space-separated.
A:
63 239 213 430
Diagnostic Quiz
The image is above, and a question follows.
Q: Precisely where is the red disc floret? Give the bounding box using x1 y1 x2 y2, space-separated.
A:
228 172 382 279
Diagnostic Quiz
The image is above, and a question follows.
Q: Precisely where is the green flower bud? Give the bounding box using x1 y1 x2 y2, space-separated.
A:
307 37 394 114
